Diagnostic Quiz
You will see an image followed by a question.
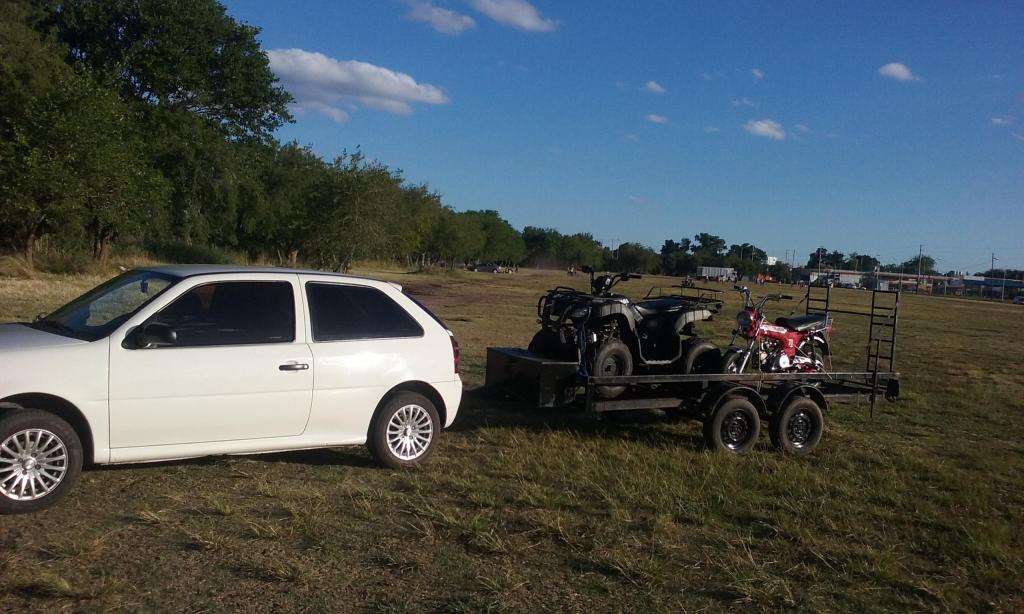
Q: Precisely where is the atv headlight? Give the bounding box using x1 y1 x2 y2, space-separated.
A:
570 306 591 320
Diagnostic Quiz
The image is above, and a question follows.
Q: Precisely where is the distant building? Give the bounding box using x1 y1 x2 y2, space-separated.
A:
699 266 737 280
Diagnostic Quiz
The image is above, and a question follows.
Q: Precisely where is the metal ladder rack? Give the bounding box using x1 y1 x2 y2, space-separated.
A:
804 283 901 414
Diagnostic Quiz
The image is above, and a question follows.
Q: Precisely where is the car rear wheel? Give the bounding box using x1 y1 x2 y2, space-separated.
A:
0 409 83 515
368 392 441 469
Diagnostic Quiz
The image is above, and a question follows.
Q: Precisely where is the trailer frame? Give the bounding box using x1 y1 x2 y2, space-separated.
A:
485 285 902 454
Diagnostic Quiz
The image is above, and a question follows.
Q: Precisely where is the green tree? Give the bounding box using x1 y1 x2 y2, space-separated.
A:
45 0 293 141
0 9 164 264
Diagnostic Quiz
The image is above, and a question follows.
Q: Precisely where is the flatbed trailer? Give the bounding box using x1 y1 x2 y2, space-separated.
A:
485 285 902 455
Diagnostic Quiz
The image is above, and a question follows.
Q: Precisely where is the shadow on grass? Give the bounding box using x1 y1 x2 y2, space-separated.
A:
89 446 377 475
452 386 708 451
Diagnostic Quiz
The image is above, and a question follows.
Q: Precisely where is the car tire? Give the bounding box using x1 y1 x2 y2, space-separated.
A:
769 397 824 455
367 392 441 469
592 340 632 399
703 397 760 454
0 409 83 515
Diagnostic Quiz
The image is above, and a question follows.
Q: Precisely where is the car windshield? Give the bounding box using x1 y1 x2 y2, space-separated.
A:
31 270 179 341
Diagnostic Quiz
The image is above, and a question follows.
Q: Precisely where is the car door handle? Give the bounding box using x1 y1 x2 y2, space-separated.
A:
279 362 309 371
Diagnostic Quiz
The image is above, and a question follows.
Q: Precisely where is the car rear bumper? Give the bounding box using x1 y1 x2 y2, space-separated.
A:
434 378 463 428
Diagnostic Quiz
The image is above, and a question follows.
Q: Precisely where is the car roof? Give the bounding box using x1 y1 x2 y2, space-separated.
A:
137 264 397 288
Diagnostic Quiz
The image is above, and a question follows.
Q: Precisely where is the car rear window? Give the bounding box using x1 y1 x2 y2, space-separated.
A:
403 292 450 331
306 283 424 341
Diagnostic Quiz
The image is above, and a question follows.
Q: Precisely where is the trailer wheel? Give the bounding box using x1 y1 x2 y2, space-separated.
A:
593 340 632 399
703 397 760 454
769 397 823 455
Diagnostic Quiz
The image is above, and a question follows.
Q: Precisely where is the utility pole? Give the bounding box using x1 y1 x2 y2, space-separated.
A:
916 244 923 294
992 253 998 300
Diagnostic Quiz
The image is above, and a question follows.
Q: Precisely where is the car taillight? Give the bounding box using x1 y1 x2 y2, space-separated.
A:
450 335 460 374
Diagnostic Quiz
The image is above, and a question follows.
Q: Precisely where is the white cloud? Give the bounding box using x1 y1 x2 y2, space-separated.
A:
751 68 765 80
405 1 475 34
629 195 646 205
1013 132 1024 142
268 48 448 123
645 114 668 124
623 133 640 142
878 62 920 82
731 97 756 107
990 116 1014 126
795 123 810 132
704 126 720 133
469 0 557 32
643 80 666 94
744 119 786 140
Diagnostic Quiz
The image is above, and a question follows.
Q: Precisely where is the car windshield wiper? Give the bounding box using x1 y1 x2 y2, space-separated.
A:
33 318 77 336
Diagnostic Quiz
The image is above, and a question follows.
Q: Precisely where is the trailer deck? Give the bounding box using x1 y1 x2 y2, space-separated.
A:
484 284 903 454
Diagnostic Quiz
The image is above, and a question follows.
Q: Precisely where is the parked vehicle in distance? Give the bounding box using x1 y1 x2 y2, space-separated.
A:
469 262 507 273
0 266 462 514
1014 296 1023 305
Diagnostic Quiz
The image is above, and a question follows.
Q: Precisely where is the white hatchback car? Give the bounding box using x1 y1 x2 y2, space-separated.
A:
0 266 462 514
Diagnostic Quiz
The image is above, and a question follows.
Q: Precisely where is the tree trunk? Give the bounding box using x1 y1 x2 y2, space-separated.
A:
23 230 36 268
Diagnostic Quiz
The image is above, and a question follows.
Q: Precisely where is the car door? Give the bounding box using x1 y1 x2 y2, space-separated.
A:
300 279 428 441
108 275 313 448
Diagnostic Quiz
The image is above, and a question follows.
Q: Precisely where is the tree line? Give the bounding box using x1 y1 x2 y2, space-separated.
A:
0 0 978 280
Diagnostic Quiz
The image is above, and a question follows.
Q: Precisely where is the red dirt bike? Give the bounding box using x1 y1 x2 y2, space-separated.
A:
721 286 832 374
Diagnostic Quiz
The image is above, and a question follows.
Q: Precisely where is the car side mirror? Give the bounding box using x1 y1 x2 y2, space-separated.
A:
125 322 177 349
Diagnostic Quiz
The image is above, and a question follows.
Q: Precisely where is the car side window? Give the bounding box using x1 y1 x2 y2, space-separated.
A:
306 282 424 342
149 281 295 347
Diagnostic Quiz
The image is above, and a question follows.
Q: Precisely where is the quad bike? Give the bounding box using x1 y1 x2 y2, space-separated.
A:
528 267 723 398
721 286 832 374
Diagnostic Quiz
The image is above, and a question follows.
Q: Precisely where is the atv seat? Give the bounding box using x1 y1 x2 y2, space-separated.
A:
634 298 684 317
775 313 827 332
636 299 712 333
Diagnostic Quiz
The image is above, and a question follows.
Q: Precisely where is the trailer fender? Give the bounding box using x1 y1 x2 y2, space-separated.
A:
703 383 768 420
767 384 828 416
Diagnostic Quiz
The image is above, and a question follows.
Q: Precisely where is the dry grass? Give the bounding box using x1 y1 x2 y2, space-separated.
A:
0 265 1022 611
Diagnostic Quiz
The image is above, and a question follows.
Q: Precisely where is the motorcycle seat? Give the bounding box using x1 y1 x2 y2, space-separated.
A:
775 313 827 332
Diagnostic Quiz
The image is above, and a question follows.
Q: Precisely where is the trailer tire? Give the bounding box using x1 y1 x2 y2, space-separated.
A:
703 397 760 454
592 340 632 399
769 397 823 455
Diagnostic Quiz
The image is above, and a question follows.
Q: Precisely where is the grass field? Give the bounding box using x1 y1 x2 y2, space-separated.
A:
1 266 1022 612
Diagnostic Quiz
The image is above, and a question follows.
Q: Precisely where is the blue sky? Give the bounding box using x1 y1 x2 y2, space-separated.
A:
222 0 1024 272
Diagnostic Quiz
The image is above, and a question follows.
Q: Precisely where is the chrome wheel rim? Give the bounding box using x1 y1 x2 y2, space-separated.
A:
386 405 433 461
787 410 815 448
0 428 69 501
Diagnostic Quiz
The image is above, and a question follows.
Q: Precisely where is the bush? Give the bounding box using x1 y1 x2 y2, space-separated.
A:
34 249 93 275
145 241 240 265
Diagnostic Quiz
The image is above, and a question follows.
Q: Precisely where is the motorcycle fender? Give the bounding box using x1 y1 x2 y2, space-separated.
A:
808 333 831 356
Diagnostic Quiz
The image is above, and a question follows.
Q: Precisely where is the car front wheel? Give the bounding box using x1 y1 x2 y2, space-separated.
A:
0 409 83 515
368 392 441 469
